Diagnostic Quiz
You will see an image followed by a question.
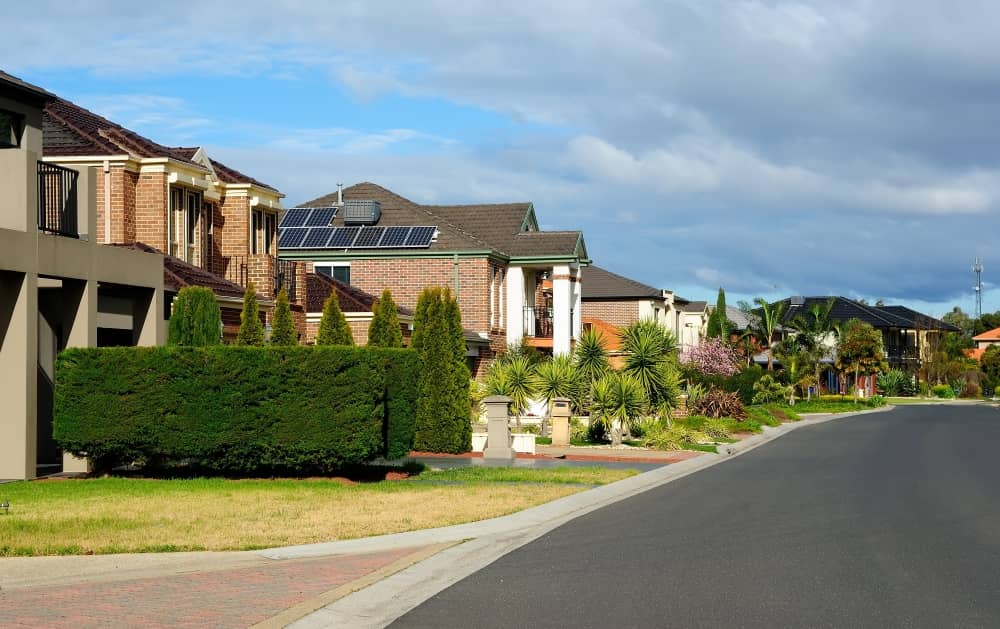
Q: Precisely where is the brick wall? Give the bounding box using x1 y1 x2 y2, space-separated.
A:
582 300 640 329
220 195 249 257
135 171 167 251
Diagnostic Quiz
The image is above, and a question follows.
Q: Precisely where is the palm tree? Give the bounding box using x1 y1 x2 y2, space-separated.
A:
619 319 678 413
774 336 812 405
574 327 610 385
533 355 580 436
590 372 646 447
743 298 788 371
790 298 836 399
485 355 537 431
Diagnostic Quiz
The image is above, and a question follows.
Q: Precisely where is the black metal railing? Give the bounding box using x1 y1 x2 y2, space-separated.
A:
275 259 298 302
37 162 78 238
222 255 248 287
523 305 553 338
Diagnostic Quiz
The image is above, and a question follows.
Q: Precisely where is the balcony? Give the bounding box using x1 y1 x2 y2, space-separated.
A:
37 162 78 238
522 305 574 342
222 254 299 302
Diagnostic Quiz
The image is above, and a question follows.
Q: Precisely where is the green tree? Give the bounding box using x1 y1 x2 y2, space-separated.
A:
486 354 537 431
591 372 646 447
619 319 678 414
573 327 610 385
236 281 264 346
315 291 354 346
412 287 472 453
836 318 888 400
167 286 221 346
980 345 1000 395
774 336 814 405
942 307 974 337
367 288 404 347
742 298 788 371
533 354 581 434
268 287 298 346
707 288 732 339
790 298 836 399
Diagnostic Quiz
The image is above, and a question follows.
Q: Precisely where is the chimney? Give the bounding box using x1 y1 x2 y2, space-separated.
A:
337 182 343 205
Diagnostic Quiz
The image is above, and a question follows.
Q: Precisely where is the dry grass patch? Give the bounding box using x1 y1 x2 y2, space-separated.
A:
0 468 637 556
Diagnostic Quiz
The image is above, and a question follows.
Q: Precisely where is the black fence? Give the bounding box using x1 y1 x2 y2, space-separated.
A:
37 162 78 238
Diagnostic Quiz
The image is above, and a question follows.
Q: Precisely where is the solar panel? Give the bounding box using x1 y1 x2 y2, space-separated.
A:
302 227 335 248
404 226 436 247
328 226 360 248
305 207 337 227
279 227 307 248
280 208 309 228
354 226 386 248
379 226 411 248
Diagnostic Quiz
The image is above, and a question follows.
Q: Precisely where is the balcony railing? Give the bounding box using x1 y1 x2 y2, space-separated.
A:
222 254 248 287
37 162 78 238
275 259 298 302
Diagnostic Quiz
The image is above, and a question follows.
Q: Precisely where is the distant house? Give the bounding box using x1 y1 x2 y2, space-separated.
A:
279 183 590 376
41 94 306 340
969 327 1000 360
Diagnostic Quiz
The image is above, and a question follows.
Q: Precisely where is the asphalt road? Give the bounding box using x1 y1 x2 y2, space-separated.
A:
392 404 1000 628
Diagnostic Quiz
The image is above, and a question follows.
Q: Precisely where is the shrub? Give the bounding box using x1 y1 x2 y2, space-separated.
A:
315 292 354 346
931 384 955 399
725 365 766 405
236 281 264 346
876 369 908 396
54 346 419 473
960 382 982 398
367 289 404 348
689 387 746 420
752 375 790 405
269 287 298 346
641 421 708 451
866 395 887 407
168 286 221 346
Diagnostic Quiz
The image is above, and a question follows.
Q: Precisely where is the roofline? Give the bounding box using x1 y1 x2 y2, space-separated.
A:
279 249 497 261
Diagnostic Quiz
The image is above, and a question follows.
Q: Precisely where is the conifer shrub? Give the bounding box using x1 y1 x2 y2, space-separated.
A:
54 346 418 474
315 291 354 346
168 286 221 346
269 287 298 346
236 281 264 346
367 289 404 348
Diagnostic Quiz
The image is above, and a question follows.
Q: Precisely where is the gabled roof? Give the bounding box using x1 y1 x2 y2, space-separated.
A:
973 326 1000 342
0 70 55 105
42 96 279 192
678 301 708 313
111 243 247 300
582 265 661 300
773 296 959 331
306 272 413 316
296 182 587 260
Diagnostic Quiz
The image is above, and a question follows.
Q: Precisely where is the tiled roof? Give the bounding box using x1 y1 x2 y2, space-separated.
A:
582 266 661 300
111 243 247 300
773 297 959 331
966 348 986 361
973 326 1000 341
679 301 707 313
297 182 585 259
0 70 55 103
306 273 414 316
582 317 623 352
42 97 278 191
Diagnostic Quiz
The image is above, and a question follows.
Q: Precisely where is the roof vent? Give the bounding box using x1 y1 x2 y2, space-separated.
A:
342 200 381 225
790 295 805 306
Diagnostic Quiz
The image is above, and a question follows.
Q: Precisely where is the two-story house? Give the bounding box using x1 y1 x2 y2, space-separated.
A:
278 183 590 376
1 71 165 480
40 96 306 339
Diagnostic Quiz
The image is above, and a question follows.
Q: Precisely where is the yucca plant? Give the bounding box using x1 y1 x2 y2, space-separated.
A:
485 355 537 431
533 354 581 436
574 327 610 384
591 372 647 447
619 319 678 413
876 369 908 397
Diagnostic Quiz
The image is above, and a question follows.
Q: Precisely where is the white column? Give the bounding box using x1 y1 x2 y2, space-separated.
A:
552 264 572 356
571 264 582 343
505 266 525 346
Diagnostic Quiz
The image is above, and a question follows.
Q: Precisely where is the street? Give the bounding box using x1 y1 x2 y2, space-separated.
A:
393 405 1000 628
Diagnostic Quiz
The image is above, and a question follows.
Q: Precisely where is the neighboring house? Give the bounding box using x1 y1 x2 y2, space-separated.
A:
1 71 165 480
970 327 1000 360
676 298 709 351
41 94 306 340
279 183 590 376
305 272 413 346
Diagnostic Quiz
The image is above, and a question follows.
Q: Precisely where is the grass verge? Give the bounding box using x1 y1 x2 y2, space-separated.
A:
0 467 637 557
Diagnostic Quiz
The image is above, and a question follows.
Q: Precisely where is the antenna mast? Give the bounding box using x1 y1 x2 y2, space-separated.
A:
973 257 984 322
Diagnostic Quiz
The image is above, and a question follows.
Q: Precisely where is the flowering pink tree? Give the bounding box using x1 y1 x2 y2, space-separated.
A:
680 337 742 377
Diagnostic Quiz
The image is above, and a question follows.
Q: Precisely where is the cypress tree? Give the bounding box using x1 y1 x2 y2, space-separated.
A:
367 288 404 348
168 286 222 346
315 291 354 346
708 287 731 339
236 281 264 346
269 287 298 346
412 287 471 453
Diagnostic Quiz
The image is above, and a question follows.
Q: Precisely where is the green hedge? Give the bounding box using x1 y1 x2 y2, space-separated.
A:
54 346 418 474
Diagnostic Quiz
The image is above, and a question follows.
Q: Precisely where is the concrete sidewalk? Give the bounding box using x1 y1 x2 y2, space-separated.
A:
0 408 885 628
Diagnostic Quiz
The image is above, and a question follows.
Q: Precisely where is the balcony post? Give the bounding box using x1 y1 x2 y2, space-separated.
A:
552 264 572 355
571 264 582 342
505 266 525 346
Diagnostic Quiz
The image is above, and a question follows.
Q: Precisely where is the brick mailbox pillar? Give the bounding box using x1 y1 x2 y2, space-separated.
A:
550 397 572 447
482 395 515 461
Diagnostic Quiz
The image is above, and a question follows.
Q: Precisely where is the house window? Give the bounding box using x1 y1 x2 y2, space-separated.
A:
169 188 184 257
1 109 25 148
185 191 202 265
316 264 350 285
264 212 276 254
250 210 261 254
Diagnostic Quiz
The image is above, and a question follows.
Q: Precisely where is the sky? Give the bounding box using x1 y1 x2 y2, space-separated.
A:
7 0 1000 318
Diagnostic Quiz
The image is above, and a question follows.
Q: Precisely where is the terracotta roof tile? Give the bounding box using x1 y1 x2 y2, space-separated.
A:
973 327 1000 341
306 273 413 316
111 243 247 299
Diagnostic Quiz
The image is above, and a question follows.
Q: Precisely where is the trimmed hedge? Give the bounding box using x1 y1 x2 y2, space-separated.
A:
54 346 418 474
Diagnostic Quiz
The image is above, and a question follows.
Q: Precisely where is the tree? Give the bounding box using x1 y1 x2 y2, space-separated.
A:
236 281 264 346
268 287 297 346
412 287 472 453
706 288 732 339
835 318 888 400
942 307 974 337
619 319 678 414
367 288 404 348
774 336 814 405
591 372 646 447
486 355 537 431
168 286 221 346
574 327 610 385
533 354 581 435
742 298 788 371
790 298 836 399
315 291 354 346
680 337 742 377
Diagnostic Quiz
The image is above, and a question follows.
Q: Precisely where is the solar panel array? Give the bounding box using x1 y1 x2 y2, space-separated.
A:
278 224 438 250
279 207 338 229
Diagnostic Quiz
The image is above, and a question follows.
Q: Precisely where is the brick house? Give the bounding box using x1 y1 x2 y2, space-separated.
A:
305 272 413 346
279 183 590 377
40 96 307 340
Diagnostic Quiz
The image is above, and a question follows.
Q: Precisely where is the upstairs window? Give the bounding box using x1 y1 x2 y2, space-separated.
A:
0 109 25 148
316 264 350 285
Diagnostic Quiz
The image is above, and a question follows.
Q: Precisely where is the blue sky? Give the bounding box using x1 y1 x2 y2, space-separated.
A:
8 1 1000 319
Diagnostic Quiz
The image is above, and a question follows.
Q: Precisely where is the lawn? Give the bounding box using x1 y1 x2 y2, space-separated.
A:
0 467 637 557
